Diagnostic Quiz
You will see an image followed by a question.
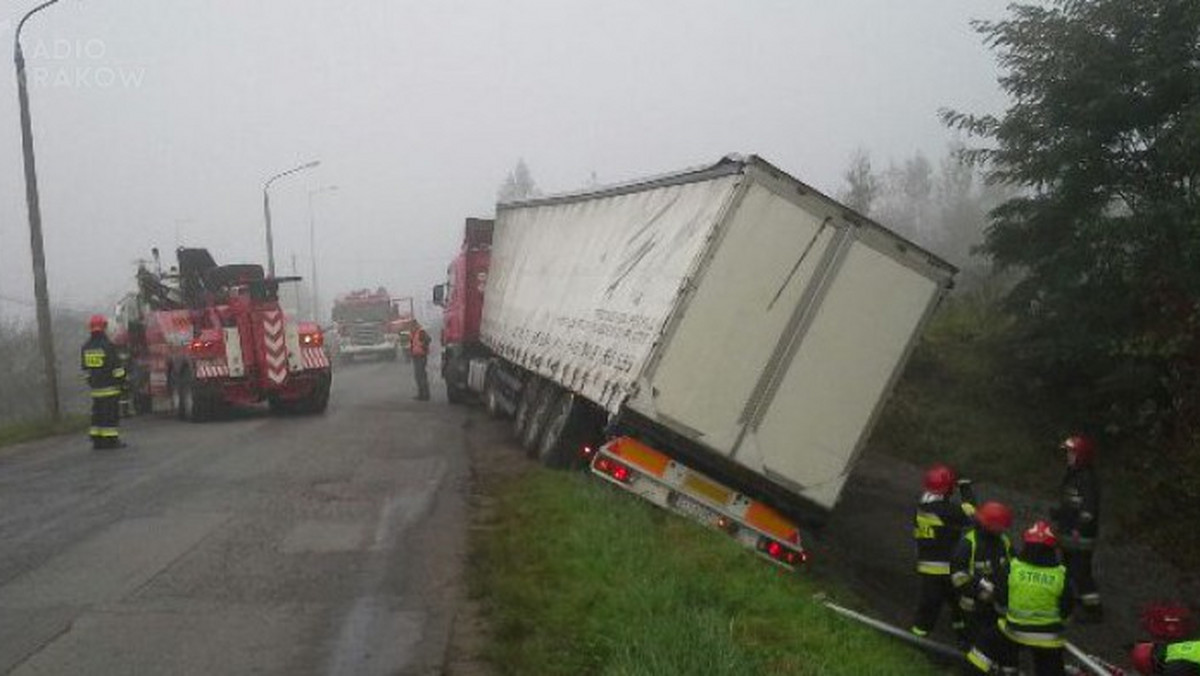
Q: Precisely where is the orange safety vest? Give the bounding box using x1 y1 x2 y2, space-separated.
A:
410 329 429 358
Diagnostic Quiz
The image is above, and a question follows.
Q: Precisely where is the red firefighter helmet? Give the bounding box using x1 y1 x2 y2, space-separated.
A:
1061 435 1096 466
88 314 108 333
1142 602 1195 640
975 501 1014 534
1022 520 1058 547
1130 642 1155 675
923 464 957 495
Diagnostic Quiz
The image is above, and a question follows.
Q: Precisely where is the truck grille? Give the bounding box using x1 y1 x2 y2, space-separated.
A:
349 323 384 345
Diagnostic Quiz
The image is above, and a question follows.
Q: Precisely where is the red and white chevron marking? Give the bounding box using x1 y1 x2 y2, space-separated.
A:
300 347 330 370
262 309 288 385
195 360 230 380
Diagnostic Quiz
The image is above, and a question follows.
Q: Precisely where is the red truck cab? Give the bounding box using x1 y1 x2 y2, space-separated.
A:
433 218 492 401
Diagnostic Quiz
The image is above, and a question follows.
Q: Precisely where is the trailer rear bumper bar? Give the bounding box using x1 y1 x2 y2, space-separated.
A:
590 436 807 569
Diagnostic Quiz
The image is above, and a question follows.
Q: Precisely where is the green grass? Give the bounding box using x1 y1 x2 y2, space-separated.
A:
470 470 949 676
0 414 90 450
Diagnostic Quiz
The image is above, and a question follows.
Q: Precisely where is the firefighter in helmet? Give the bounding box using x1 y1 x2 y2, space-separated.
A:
1131 604 1199 676
911 463 976 644
966 520 1074 676
950 500 1013 643
1049 434 1103 620
81 314 127 449
1132 641 1200 675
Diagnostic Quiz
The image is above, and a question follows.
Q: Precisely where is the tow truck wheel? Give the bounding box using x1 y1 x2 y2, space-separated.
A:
177 369 212 422
176 370 195 421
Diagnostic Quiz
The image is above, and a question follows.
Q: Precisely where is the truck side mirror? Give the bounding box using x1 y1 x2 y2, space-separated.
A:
432 284 446 307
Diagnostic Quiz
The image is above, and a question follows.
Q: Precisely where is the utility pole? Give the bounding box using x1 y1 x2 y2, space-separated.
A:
14 0 67 421
307 185 338 322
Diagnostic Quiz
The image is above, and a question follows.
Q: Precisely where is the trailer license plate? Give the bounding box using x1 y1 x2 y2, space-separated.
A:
672 494 716 524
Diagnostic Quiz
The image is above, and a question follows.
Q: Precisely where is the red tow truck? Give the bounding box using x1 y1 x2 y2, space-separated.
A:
114 247 332 421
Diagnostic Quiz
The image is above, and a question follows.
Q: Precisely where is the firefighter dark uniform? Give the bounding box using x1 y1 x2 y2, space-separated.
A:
911 464 975 642
966 521 1073 676
951 522 1012 642
81 316 126 449
410 326 431 401
1050 435 1102 618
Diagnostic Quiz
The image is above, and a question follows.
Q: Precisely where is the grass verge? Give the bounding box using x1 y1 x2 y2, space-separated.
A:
470 469 949 676
0 414 89 451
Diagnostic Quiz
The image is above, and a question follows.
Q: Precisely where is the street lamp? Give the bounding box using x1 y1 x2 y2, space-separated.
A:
14 0 68 421
307 185 338 321
262 160 319 277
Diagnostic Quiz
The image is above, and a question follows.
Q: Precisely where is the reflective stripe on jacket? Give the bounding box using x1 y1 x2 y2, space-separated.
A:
1167 641 1200 666
914 493 973 575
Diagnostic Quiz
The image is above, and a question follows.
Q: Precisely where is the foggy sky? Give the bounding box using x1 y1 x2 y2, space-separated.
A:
0 0 1007 323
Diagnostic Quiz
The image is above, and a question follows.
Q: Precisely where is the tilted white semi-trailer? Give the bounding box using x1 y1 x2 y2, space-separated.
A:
471 154 955 567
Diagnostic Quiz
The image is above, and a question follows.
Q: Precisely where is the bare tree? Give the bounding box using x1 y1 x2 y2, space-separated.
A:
498 159 539 202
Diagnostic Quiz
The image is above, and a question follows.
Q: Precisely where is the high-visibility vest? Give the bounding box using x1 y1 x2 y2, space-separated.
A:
1006 559 1066 627
1166 641 1200 666
410 330 429 358
965 529 1012 576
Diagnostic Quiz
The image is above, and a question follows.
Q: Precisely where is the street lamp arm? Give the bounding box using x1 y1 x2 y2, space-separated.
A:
264 160 321 191
15 0 64 48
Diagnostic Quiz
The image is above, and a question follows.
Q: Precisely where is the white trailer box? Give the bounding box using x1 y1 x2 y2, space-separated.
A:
482 155 954 514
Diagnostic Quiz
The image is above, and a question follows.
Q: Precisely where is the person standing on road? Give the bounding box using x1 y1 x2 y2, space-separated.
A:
965 520 1073 676
911 463 977 645
951 501 1013 643
81 314 127 449
410 322 431 401
1050 434 1103 621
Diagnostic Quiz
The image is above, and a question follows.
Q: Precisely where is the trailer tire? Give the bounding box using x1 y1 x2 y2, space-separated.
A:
521 384 558 455
537 391 580 468
513 378 542 440
484 375 504 419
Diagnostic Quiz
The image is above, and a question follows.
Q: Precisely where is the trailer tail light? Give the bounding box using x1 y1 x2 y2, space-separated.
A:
594 456 633 483
300 331 324 348
757 536 807 567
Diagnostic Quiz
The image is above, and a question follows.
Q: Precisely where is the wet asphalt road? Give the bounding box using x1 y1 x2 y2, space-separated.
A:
0 358 469 675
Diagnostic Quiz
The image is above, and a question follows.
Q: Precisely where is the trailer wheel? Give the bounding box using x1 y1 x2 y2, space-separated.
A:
484 375 504 419
539 394 603 470
537 391 577 468
513 378 543 440
521 384 558 455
